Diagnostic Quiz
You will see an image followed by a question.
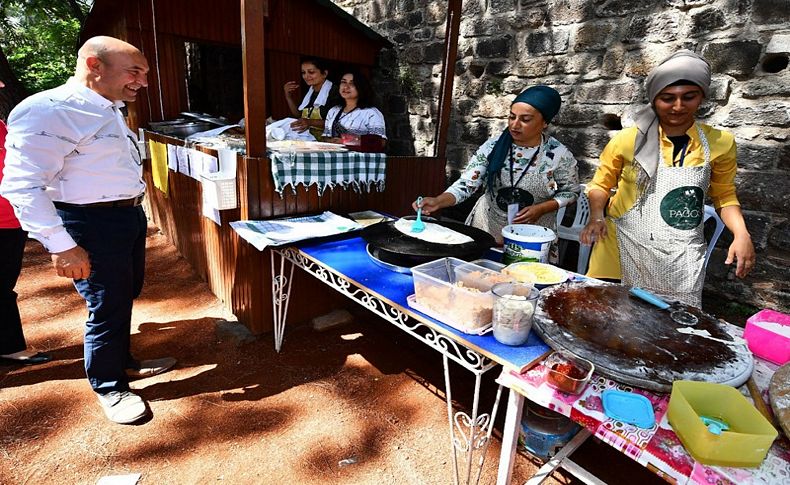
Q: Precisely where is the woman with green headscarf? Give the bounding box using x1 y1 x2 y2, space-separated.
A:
580 50 755 307
415 85 580 259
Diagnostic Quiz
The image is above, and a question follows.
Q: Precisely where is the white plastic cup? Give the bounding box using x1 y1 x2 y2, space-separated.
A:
491 282 539 346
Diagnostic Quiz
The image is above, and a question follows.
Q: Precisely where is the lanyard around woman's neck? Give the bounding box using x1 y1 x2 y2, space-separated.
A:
507 136 543 189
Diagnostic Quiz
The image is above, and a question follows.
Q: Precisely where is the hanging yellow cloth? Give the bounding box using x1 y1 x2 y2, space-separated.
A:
149 140 169 197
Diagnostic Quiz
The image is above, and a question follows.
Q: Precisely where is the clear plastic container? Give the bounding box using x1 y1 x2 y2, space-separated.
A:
470 259 506 272
491 282 539 346
544 351 594 395
412 258 513 332
667 380 778 467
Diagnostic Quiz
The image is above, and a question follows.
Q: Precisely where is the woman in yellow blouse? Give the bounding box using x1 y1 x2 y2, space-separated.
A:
580 50 755 307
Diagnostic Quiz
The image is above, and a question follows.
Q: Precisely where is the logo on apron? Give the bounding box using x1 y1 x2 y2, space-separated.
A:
495 187 534 211
659 186 704 230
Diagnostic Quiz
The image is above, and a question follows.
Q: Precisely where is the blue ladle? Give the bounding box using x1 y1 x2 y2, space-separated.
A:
412 196 426 233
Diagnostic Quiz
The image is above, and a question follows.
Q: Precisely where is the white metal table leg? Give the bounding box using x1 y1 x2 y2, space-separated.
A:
496 388 525 485
270 249 295 353
443 354 503 485
525 428 596 485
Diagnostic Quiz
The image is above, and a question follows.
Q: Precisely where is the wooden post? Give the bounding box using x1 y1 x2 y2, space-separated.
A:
434 0 462 159
241 0 267 159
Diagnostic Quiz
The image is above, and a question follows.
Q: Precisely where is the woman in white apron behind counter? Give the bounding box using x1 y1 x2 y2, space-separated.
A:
283 57 336 140
580 50 756 307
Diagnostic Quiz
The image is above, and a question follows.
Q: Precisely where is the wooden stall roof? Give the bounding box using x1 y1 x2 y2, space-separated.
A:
81 0 393 126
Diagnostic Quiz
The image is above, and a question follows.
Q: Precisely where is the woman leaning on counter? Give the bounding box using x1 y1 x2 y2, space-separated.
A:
322 68 387 152
580 50 755 308
283 57 336 140
415 85 580 259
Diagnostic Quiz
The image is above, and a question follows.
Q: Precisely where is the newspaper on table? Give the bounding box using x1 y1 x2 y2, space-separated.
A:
230 211 362 251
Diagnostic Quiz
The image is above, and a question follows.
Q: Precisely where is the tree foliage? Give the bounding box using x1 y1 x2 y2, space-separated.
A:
0 0 92 94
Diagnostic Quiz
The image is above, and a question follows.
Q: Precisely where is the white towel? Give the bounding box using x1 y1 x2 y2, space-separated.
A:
297 79 333 111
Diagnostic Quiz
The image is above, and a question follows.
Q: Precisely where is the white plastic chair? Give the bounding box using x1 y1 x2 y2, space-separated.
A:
555 184 591 274
703 205 725 269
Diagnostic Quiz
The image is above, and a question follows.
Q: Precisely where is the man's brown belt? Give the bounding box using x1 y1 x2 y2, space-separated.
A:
54 194 145 209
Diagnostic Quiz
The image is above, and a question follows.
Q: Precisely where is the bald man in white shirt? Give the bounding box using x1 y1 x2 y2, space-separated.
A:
1 36 176 424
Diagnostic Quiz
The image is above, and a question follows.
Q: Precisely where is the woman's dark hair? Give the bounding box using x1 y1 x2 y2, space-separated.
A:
340 68 377 109
300 56 330 75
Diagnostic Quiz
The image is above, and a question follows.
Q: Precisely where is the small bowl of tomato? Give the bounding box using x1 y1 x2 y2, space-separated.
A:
545 351 594 395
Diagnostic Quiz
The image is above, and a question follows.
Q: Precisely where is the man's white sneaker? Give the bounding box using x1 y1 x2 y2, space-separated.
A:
97 391 148 424
126 357 177 379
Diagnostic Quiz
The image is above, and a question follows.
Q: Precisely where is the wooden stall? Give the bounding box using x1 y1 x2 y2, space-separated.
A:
81 0 461 334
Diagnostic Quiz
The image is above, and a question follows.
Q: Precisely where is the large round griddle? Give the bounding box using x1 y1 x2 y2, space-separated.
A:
361 219 496 268
533 281 754 393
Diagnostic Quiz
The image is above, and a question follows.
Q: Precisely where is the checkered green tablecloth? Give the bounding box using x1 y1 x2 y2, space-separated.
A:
268 150 387 196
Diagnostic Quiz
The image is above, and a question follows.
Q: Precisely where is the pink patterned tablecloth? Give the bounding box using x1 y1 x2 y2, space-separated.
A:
498 355 790 484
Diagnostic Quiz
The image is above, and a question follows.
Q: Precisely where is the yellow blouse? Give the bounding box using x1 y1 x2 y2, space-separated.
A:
586 122 740 280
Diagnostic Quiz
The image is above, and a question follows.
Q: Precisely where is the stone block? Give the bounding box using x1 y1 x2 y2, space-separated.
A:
456 99 477 116
463 0 485 16
514 57 551 77
490 0 519 15
507 9 548 29
702 41 762 79
767 34 790 54
595 0 650 17
424 41 445 63
573 81 639 104
474 36 513 58
753 0 790 24
461 121 495 145
461 18 502 38
723 105 790 128
471 94 514 118
559 53 603 75
553 103 601 127
624 45 686 78
733 170 790 214
768 219 790 252
407 10 423 28
601 45 626 79
741 74 790 98
485 60 513 75
402 46 424 63
397 0 415 13
425 4 446 24
525 29 570 55
552 127 613 159
708 76 731 102
736 141 789 171
624 14 680 44
393 32 412 44
574 21 619 52
546 0 594 24
690 8 727 37
413 28 434 42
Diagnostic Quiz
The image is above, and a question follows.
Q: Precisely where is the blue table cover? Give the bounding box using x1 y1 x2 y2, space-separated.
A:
297 236 550 371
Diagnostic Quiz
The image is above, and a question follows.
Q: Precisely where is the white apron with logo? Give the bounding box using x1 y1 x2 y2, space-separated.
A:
614 125 711 307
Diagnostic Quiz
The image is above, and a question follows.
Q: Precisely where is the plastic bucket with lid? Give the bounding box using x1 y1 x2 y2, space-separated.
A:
502 224 556 265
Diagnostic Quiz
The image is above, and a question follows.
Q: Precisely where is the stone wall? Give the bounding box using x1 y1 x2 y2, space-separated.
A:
334 0 790 312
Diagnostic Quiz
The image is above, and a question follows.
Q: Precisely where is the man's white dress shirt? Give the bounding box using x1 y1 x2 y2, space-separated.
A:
1 79 146 253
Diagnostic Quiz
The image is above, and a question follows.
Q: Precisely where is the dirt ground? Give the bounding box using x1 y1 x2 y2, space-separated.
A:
0 225 672 485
